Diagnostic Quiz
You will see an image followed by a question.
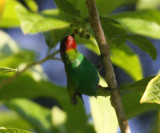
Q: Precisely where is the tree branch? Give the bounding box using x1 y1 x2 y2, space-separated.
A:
0 50 60 89
86 0 131 133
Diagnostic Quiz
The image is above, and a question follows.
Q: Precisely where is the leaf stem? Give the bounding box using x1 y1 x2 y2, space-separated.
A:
0 50 60 89
86 0 131 133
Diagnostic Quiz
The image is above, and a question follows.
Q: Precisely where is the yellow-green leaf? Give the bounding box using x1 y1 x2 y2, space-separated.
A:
141 74 160 104
15 4 69 34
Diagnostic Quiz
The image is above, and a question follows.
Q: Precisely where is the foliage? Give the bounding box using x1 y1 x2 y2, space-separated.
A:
0 0 160 133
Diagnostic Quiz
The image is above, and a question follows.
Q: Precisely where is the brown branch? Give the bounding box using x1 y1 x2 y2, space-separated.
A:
86 0 131 133
0 50 60 89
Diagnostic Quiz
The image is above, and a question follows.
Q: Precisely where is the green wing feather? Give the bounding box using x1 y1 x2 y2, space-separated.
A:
61 49 99 98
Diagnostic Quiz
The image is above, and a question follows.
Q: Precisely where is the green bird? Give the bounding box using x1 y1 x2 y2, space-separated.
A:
60 34 99 104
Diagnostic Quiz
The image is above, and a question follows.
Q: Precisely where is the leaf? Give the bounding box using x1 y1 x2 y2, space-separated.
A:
120 77 159 118
0 109 31 129
95 0 125 15
141 74 160 104
90 97 118 133
120 76 154 93
111 43 142 81
24 0 38 12
122 90 159 118
5 99 54 133
110 10 160 39
0 67 17 74
100 16 127 45
0 31 35 67
149 111 160 133
136 0 160 10
15 4 69 34
0 0 5 21
120 34 157 60
0 30 19 55
0 0 20 27
76 35 100 55
43 26 70 49
54 0 79 16
0 128 32 133
0 71 93 133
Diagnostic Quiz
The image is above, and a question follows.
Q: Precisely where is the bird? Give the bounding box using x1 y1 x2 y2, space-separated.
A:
60 34 99 104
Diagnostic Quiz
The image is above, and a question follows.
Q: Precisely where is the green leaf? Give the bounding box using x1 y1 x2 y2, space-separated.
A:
0 67 17 74
51 106 67 132
110 10 160 39
5 99 54 133
0 0 5 21
122 90 159 118
149 111 160 133
76 35 100 55
54 0 79 17
0 31 35 67
136 0 160 10
111 43 142 80
100 16 127 45
95 0 125 15
90 97 118 133
0 128 32 133
43 26 70 49
0 109 31 129
120 76 154 93
24 0 38 12
120 34 157 60
0 0 20 27
120 77 159 118
15 4 69 34
141 74 160 104
0 30 19 55
0 70 93 133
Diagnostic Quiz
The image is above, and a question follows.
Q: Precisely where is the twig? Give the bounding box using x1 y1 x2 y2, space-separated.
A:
86 0 131 133
0 50 60 89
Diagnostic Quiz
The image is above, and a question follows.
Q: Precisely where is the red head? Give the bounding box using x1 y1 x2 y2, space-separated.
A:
60 35 77 52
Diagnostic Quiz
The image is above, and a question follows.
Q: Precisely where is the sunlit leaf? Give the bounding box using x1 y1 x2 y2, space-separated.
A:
111 43 142 80
141 74 160 104
0 0 5 21
0 109 31 129
136 0 160 10
0 67 17 74
0 128 32 133
110 10 160 39
15 4 69 34
24 0 38 12
0 0 20 27
90 97 118 133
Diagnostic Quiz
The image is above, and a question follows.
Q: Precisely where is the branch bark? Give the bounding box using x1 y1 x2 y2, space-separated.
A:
86 0 131 133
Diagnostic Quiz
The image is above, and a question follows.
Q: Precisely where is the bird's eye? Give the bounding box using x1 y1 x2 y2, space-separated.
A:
70 38 73 41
